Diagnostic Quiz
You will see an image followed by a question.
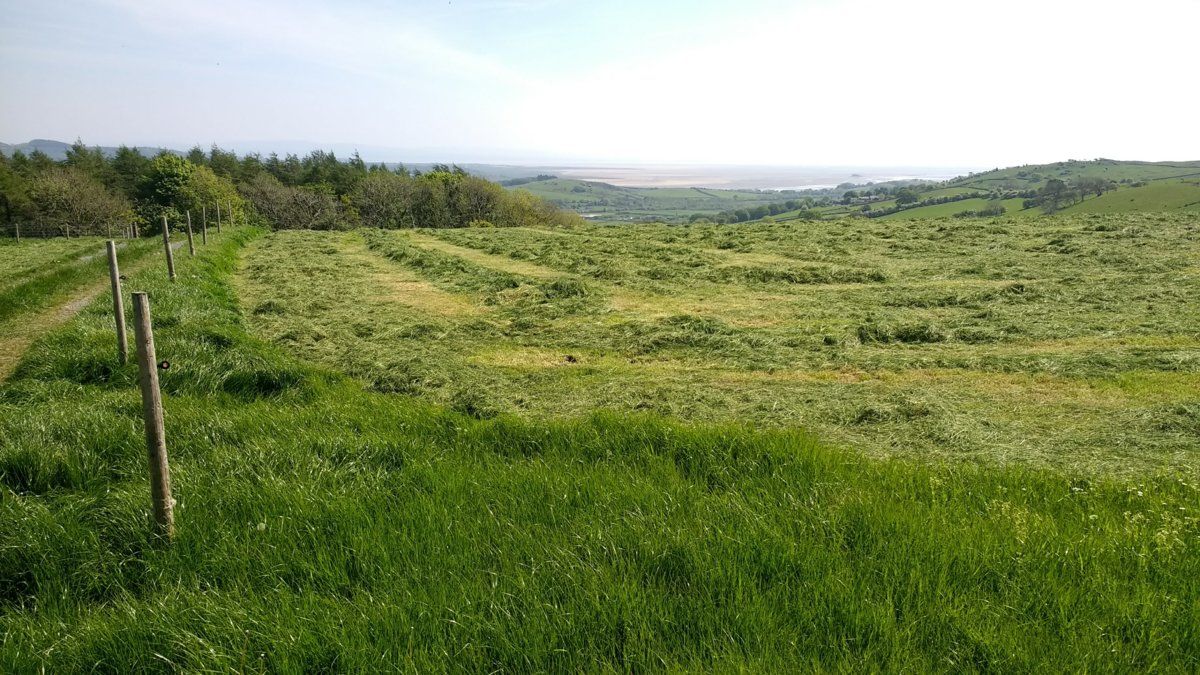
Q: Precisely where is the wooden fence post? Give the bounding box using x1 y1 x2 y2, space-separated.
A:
132 292 174 541
185 211 196 256
201 205 208 245
161 215 176 281
228 200 234 228
106 241 128 365
216 202 222 234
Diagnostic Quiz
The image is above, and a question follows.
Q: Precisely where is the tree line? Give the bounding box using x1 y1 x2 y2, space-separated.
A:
0 140 580 237
1023 177 1116 213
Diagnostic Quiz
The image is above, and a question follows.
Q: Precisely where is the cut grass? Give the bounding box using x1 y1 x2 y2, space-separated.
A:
239 216 1200 473
1 225 1197 670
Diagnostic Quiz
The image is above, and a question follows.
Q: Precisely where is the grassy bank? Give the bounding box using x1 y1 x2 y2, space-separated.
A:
1 226 1197 670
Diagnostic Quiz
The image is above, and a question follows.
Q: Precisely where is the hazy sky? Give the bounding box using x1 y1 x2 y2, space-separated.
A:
1 0 1198 166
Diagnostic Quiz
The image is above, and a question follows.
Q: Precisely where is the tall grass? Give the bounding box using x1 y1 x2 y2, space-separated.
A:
0 237 158 325
0 226 1196 670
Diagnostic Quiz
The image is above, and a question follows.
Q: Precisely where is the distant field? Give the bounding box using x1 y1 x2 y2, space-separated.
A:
1063 178 1200 214
511 178 803 221
878 197 1031 220
519 159 1200 224
951 159 1200 192
238 214 1200 474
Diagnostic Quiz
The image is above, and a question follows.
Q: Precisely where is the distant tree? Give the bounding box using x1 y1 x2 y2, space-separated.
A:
64 139 112 184
186 146 208 166
1074 176 1115 199
208 146 240 178
27 167 133 236
1039 178 1071 213
110 146 151 199
138 154 195 218
895 188 919 205
0 153 31 225
241 173 344 230
27 149 56 173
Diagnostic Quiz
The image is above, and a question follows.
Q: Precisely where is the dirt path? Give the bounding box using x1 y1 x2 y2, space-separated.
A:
0 242 180 382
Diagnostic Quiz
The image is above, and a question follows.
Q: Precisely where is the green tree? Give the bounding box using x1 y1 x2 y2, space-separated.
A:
27 167 133 236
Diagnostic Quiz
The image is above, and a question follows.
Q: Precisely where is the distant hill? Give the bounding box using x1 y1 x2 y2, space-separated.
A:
949 158 1200 192
0 139 176 160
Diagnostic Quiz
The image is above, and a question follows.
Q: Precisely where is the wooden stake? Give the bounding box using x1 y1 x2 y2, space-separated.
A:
201 205 208 245
106 241 128 365
133 221 140 238
161 215 176 281
227 200 234 228
185 211 196 256
132 292 174 541
216 202 222 234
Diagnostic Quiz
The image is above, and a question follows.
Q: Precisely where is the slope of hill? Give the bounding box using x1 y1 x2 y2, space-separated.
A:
950 158 1200 192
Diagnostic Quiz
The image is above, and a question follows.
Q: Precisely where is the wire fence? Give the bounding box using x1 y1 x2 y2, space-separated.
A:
2 221 139 240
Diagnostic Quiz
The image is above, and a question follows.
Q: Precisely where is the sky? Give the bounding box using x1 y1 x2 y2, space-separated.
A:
1 0 1198 167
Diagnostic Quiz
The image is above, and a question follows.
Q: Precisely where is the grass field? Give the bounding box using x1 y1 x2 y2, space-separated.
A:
1 223 1197 670
949 159 1200 193
876 197 1031 220
1063 179 1200 214
237 215 1200 474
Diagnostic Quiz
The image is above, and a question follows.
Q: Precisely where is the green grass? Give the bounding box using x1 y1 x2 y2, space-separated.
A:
950 159 1200 192
0 236 118 292
238 216 1200 474
1061 179 1200 214
2 225 1197 670
878 197 1033 220
0 237 159 328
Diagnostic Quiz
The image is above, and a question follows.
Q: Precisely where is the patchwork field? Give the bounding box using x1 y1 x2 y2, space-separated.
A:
239 214 1200 473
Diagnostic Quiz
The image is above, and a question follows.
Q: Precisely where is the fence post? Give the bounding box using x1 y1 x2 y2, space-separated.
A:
216 202 222 234
132 292 174 541
106 241 128 365
228 200 234 228
185 211 196 256
161 215 176 281
201 205 208 245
